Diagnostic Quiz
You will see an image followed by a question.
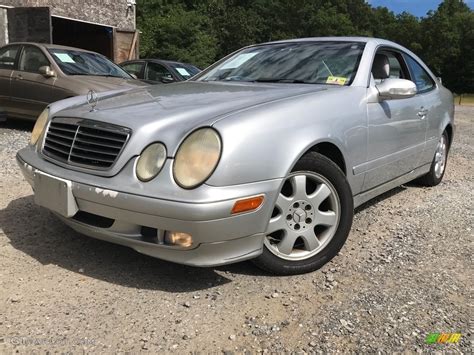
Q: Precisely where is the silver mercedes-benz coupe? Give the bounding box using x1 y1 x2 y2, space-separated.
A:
17 37 454 275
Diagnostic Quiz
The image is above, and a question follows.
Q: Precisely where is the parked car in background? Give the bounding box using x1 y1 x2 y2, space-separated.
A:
120 59 201 84
17 37 454 275
0 43 147 120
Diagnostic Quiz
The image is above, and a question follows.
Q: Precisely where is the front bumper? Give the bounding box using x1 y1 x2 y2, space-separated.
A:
17 148 282 266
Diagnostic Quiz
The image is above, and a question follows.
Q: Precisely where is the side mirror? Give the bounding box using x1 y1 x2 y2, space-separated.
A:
376 78 417 100
160 76 175 84
437 77 443 84
39 66 56 78
130 73 138 80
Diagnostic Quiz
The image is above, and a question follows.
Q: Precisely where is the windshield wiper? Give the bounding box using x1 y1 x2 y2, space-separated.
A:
91 74 126 78
68 73 125 78
251 78 314 84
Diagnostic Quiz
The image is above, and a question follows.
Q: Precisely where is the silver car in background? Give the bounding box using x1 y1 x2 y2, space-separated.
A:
17 37 454 275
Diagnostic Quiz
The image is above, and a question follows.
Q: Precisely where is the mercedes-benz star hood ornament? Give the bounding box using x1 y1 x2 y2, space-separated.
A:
86 90 99 112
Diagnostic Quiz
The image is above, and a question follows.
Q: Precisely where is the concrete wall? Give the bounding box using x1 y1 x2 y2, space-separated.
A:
0 7 7 46
0 0 135 31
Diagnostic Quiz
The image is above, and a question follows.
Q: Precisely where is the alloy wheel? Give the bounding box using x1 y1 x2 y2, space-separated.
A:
264 172 341 261
434 134 448 179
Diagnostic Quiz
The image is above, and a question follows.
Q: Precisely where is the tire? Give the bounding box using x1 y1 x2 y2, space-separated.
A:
253 152 353 275
417 131 449 187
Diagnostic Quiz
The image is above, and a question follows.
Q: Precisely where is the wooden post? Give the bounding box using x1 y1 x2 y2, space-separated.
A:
128 30 138 60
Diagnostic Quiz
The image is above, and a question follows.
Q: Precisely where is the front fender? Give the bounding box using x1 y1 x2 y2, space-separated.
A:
208 87 368 194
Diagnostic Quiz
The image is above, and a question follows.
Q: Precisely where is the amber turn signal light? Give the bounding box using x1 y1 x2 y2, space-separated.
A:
231 195 265 214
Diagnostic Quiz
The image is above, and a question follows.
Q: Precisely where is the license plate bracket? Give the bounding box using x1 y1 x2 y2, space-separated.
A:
33 171 79 218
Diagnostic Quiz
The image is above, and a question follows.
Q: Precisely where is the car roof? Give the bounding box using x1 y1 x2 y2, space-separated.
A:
121 58 196 67
259 36 400 47
4 42 97 53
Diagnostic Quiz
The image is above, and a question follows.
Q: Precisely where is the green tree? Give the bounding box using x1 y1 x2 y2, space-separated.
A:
207 0 264 59
136 0 473 92
421 0 473 92
137 1 218 68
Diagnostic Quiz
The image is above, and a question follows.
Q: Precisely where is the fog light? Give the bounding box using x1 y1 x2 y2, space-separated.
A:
231 195 265 214
165 231 193 247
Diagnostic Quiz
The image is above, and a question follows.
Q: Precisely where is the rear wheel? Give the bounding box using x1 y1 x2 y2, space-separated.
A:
417 131 449 186
253 152 353 275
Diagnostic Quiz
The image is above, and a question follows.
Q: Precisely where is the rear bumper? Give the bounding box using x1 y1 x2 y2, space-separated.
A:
16 149 282 266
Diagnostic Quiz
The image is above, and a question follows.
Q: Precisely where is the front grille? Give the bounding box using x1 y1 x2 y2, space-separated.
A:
42 118 130 170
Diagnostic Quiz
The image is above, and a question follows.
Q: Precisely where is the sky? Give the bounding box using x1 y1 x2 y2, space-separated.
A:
367 0 474 17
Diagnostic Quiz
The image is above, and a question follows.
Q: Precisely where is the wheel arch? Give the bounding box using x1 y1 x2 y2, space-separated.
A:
307 142 347 175
444 123 453 149
288 141 347 177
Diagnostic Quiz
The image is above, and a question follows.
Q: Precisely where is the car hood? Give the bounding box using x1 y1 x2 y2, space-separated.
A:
54 81 337 159
59 81 332 126
65 75 148 94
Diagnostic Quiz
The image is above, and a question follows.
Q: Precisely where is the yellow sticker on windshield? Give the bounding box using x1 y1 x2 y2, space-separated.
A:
326 76 347 85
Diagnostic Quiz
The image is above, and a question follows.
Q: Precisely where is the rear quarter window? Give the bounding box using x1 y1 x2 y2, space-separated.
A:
404 54 435 94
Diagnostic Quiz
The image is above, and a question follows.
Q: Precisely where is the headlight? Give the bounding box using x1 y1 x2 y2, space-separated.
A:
136 143 167 182
30 108 49 145
173 128 222 189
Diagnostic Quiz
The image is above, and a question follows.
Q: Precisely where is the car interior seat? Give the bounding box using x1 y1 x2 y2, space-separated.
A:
148 70 159 81
372 53 390 83
25 57 42 72
24 52 49 73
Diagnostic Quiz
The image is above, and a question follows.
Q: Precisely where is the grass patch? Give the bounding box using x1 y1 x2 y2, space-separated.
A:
454 94 474 106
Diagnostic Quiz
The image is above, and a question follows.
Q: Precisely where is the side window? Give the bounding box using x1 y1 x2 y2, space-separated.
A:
121 62 144 78
19 46 50 73
404 55 435 94
145 62 173 81
371 50 409 84
0 45 20 69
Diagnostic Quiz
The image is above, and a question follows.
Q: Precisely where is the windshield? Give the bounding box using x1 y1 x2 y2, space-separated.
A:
169 63 201 80
48 48 132 78
198 41 365 85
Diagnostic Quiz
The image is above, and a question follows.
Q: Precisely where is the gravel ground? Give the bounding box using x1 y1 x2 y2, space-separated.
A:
0 107 472 353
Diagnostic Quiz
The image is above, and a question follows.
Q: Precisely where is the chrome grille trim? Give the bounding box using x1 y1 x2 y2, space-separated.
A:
42 117 131 171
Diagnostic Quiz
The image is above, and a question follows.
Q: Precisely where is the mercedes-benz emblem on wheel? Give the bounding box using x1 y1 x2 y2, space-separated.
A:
86 90 99 112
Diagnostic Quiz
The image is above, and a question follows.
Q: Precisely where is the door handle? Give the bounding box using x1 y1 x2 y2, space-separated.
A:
417 107 428 119
15 74 23 80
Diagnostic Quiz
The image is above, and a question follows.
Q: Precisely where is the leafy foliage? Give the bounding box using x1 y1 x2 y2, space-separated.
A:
137 0 473 93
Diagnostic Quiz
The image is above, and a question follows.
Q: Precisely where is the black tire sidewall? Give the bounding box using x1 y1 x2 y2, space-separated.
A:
253 152 354 275
419 131 449 187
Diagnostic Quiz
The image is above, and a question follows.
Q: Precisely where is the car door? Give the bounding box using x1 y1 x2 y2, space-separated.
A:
120 61 146 79
362 49 427 191
10 45 55 119
0 45 21 119
403 54 439 166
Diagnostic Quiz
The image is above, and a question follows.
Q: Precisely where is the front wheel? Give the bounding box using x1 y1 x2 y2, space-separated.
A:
253 152 353 275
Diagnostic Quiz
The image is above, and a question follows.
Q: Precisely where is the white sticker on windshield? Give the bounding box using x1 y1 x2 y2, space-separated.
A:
221 52 259 69
53 53 75 63
175 67 190 76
